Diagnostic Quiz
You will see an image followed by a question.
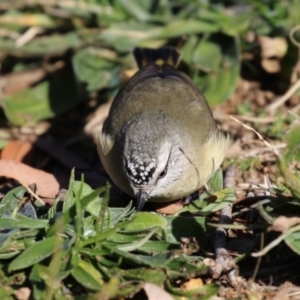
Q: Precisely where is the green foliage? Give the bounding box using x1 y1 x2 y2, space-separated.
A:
176 169 236 215
284 113 300 162
280 113 300 201
2 69 81 126
0 169 241 298
0 0 294 126
254 113 300 258
1 0 300 297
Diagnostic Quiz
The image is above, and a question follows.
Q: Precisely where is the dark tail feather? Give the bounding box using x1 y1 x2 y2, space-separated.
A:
133 46 181 69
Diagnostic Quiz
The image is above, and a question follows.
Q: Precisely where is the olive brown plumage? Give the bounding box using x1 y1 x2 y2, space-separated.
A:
97 47 229 211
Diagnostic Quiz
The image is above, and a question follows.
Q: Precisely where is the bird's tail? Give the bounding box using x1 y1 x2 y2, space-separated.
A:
133 47 181 70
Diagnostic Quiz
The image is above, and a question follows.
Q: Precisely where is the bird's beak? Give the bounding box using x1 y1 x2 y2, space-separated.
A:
136 190 148 211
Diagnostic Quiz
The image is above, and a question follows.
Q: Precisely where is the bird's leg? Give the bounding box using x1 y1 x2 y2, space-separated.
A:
181 191 200 204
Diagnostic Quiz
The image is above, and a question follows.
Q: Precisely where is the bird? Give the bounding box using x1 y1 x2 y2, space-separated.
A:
96 46 230 211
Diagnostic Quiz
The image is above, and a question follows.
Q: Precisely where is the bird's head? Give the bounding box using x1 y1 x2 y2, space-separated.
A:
124 139 179 210
120 112 198 211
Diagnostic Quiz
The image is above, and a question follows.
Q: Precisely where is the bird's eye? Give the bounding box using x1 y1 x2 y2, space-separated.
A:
158 168 167 178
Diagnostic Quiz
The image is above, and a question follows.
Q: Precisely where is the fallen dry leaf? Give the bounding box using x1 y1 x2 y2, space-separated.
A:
143 282 174 300
13 287 31 300
258 36 288 73
1 140 34 163
269 216 300 232
181 278 203 291
258 36 288 59
0 159 60 198
261 58 281 73
152 200 184 214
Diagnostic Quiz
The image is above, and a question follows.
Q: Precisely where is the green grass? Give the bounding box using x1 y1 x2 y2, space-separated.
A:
1 0 300 298
0 170 236 299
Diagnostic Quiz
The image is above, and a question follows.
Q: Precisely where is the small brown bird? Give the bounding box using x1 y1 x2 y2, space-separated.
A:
96 47 229 211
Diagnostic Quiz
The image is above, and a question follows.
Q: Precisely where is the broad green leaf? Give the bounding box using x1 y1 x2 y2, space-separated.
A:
0 252 21 259
95 24 156 52
47 186 108 237
122 268 166 285
174 192 211 214
285 124 300 162
82 216 96 237
166 256 207 278
72 47 121 93
208 168 224 193
0 32 81 56
0 186 26 217
200 187 236 215
193 36 222 72
79 219 133 248
117 0 152 22
0 217 48 230
284 230 300 255
114 228 158 251
195 34 240 105
181 35 199 65
279 157 300 201
108 202 134 227
63 180 99 213
137 38 167 49
0 287 13 298
122 212 168 232
57 5 94 20
139 240 180 253
220 10 254 36
9 236 63 271
1 70 81 126
72 259 103 291
107 232 145 244
104 243 172 267
155 19 220 38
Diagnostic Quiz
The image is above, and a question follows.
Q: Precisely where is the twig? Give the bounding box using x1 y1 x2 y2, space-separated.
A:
229 116 281 157
15 27 44 47
250 233 264 283
213 166 238 284
230 115 277 124
289 24 300 48
26 185 45 206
